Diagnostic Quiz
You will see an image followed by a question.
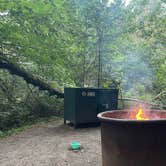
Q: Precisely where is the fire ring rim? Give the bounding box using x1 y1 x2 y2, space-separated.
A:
97 110 166 124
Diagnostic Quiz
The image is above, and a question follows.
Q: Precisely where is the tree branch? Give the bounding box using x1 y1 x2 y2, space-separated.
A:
0 51 64 98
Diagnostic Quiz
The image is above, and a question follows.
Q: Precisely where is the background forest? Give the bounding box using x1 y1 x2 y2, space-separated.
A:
0 0 165 132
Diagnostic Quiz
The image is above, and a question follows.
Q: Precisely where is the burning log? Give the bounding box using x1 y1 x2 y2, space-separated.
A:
98 108 166 166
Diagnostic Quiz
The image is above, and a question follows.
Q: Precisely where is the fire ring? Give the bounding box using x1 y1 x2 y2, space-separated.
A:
98 110 166 166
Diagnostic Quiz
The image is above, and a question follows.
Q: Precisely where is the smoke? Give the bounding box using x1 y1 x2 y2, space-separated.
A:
122 51 153 99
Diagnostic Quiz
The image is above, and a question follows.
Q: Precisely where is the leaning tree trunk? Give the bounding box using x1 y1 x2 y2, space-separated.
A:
0 51 64 98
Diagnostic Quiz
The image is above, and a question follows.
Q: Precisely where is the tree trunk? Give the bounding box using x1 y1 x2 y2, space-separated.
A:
0 51 64 98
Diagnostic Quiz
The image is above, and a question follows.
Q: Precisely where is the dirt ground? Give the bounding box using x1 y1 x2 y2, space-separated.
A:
0 120 102 166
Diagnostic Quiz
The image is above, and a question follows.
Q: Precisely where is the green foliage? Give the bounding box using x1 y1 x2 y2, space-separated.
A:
0 71 63 131
0 116 61 138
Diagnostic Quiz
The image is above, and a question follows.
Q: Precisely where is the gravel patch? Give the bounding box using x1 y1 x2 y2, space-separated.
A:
0 120 102 166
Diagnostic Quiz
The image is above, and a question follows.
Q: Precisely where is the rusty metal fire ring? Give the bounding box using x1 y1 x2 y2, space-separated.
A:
98 110 166 166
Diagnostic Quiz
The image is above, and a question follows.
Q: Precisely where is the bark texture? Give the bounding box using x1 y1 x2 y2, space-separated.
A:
0 51 64 98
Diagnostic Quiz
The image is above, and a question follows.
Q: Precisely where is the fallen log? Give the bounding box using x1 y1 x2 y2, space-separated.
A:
0 51 64 98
